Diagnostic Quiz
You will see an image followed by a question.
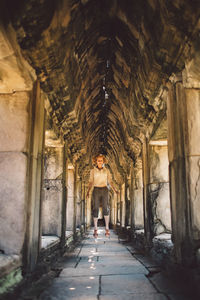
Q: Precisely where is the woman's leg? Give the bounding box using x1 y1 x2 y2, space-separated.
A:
93 217 98 230
104 215 109 230
93 188 100 231
102 188 110 230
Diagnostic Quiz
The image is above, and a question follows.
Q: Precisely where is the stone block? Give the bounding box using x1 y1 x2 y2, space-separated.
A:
0 152 27 254
185 89 200 156
42 180 63 236
44 147 64 179
149 145 168 183
133 188 144 228
149 182 171 234
101 274 156 295
39 276 99 299
0 23 35 94
99 294 167 299
0 93 30 152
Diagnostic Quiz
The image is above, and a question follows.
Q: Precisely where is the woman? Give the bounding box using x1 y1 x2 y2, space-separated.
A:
86 154 118 238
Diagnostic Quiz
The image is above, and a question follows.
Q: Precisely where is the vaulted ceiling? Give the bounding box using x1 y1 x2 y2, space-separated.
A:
3 0 200 181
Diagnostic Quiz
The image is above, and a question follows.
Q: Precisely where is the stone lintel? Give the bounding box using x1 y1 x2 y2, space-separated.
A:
149 140 168 146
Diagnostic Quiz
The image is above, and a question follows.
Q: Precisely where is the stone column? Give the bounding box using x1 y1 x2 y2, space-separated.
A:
73 164 78 235
125 176 130 227
25 81 45 271
42 145 64 237
132 159 144 230
167 74 200 265
148 141 171 236
66 164 75 231
85 181 92 229
76 175 81 229
81 180 86 230
61 143 67 247
116 192 119 225
142 138 153 248
142 137 171 248
120 183 125 227
111 192 117 226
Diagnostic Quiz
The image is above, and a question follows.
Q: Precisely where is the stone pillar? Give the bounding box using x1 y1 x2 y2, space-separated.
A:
142 138 153 248
42 145 64 237
142 137 171 248
117 191 120 225
66 164 74 231
25 82 45 271
76 175 81 229
85 181 92 229
125 176 130 227
148 141 171 235
61 143 67 247
120 183 125 227
132 159 144 230
73 164 78 235
167 74 200 265
111 192 117 226
81 180 86 229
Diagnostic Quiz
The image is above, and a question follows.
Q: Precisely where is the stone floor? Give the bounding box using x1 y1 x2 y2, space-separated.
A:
37 228 195 300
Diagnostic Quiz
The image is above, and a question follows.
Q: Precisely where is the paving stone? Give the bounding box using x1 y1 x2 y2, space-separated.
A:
39 276 99 299
60 264 148 277
99 294 168 300
101 273 156 295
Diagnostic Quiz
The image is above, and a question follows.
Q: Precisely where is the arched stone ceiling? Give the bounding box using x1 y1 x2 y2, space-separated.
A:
2 0 200 181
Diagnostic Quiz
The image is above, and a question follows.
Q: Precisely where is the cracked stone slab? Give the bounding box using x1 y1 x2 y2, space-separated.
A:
60 264 148 277
101 273 156 295
99 294 168 300
39 276 99 299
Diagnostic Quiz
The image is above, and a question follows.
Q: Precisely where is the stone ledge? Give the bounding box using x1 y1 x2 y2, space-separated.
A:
135 229 145 235
41 236 60 250
133 229 145 251
0 254 21 278
151 233 173 265
0 254 22 295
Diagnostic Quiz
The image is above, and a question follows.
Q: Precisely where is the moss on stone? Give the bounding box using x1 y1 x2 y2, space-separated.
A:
0 268 22 295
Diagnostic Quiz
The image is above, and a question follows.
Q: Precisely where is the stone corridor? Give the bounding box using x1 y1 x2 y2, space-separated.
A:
0 0 200 298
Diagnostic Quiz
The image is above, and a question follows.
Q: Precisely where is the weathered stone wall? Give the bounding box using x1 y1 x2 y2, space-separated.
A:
149 143 171 235
132 161 144 229
42 146 64 236
0 19 36 257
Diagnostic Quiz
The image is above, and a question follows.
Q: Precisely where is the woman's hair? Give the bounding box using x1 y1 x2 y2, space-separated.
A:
92 154 108 165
